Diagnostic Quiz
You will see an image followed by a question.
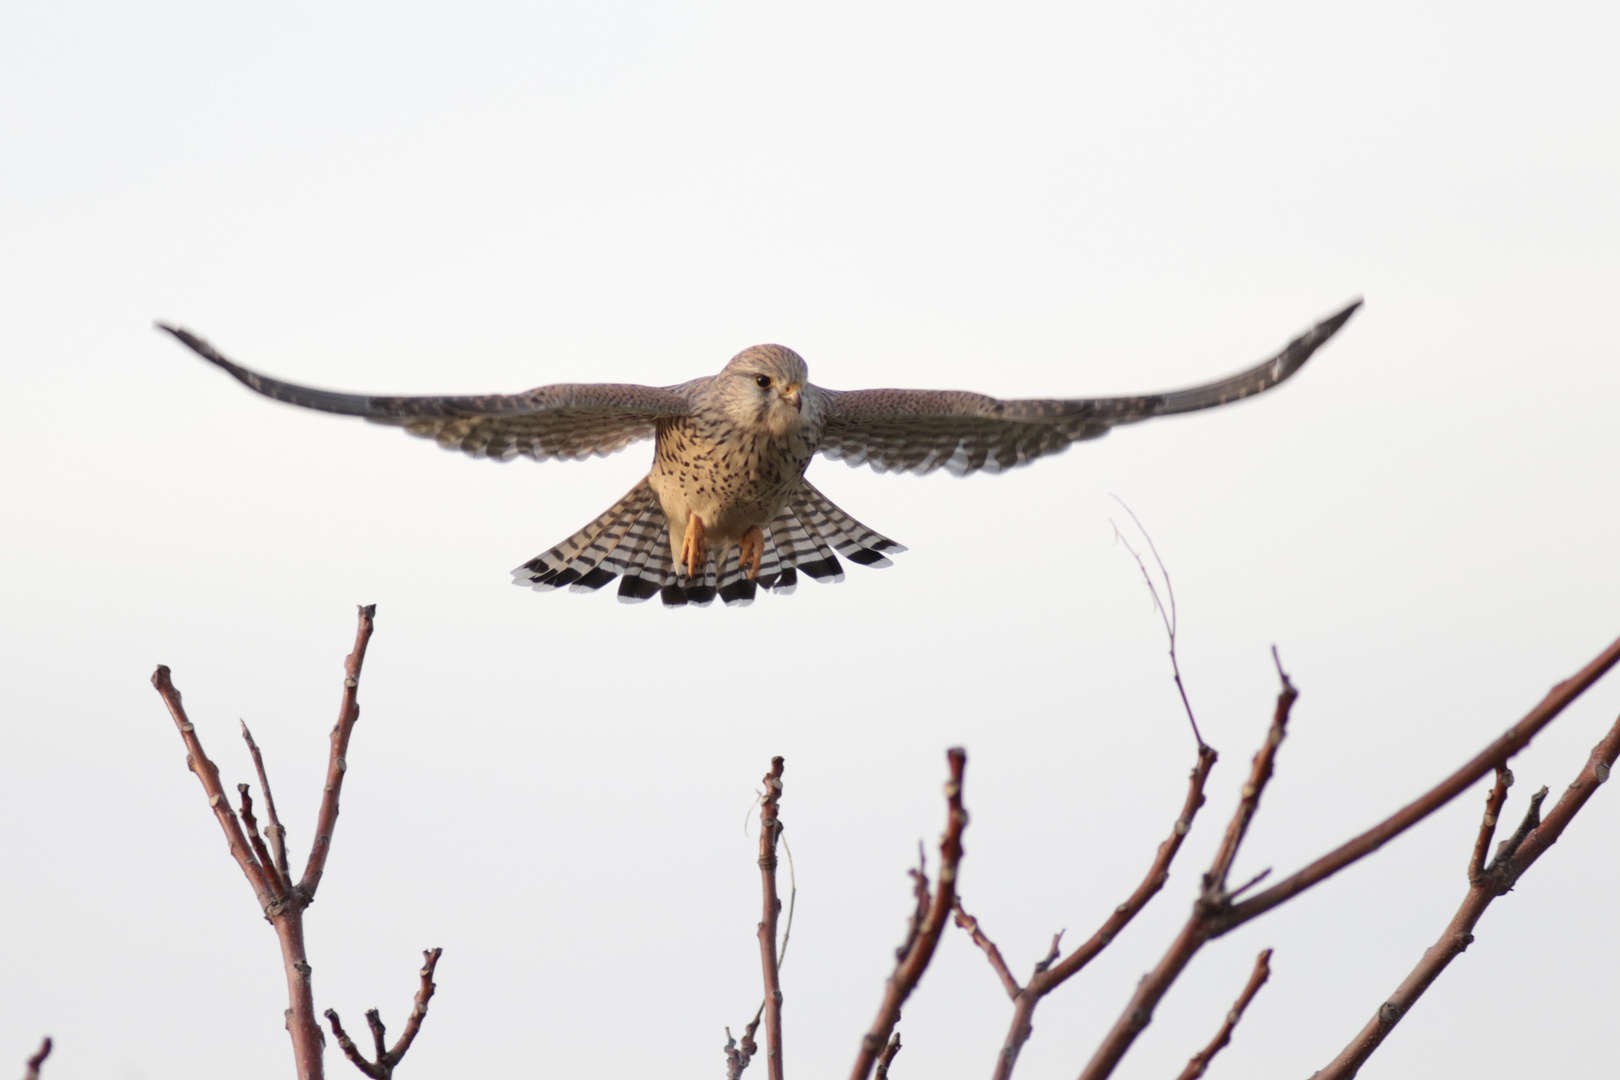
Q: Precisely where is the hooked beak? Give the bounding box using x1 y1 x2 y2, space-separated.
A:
779 383 802 411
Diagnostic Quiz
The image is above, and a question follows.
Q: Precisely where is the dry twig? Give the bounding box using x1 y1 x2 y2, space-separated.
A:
1073 631 1620 1080
1111 500 1204 748
152 605 443 1080
1174 948 1272 1080
324 949 443 1079
758 757 787 1080
873 1032 902 1079
957 742 1218 1080
22 1037 51 1080
848 748 968 1080
1315 705 1620 1078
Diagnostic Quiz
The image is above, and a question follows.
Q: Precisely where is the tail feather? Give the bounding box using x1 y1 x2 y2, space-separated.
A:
512 476 904 607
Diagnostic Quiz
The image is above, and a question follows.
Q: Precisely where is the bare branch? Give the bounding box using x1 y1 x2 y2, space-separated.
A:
238 783 288 900
757 756 787 1080
22 1037 51 1080
299 604 378 899
725 1021 761 1080
242 719 292 885
1075 632 1620 1080
1174 949 1272 1080
874 1032 902 1080
979 742 1218 1080
953 900 1021 1000
848 748 968 1080
1111 499 1204 748
1078 668 1298 1080
1316 706 1620 1079
1467 767 1512 882
1223 630 1620 927
150 666 278 912
325 948 443 1079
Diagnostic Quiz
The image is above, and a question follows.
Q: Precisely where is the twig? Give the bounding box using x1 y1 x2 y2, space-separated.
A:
873 1032 902 1080
1466 767 1512 882
1174 949 1272 1080
848 748 968 1080
1111 500 1203 747
1077 662 1298 1080
953 900 1021 1000
300 606 378 897
725 1021 761 1080
1315 706 1620 1078
1222 630 1620 927
325 949 443 1079
757 757 787 1080
152 604 382 1080
22 1037 51 1080
969 742 1217 1080
1077 630 1620 1080
242 719 292 884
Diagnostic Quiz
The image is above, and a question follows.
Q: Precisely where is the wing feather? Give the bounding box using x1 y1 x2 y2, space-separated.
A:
159 325 694 462
813 300 1360 476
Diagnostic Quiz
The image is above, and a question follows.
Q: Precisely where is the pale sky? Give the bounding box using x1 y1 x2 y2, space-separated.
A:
3 3 1618 1078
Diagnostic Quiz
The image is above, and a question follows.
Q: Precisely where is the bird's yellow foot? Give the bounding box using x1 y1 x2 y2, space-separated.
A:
739 525 765 580
680 514 707 579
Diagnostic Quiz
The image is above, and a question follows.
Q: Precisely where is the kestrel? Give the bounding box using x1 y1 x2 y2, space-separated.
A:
159 300 1359 607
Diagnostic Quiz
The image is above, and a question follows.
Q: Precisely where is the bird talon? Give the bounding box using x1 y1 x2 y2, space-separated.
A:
680 514 707 578
739 526 765 580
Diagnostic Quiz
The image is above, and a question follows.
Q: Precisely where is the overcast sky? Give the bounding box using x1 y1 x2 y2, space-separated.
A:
3 3 1619 1078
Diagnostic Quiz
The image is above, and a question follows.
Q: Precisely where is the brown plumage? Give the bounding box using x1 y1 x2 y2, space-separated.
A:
158 299 1359 606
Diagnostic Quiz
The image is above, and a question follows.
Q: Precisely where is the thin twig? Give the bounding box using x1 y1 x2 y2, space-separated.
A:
848 748 968 1080
242 719 292 884
1078 631 1620 1080
757 756 787 1080
299 605 378 897
153 604 384 1080
725 1021 761 1080
873 1032 902 1080
1111 499 1204 748
953 900 1021 1000
1467 767 1512 882
237 783 288 899
1174 949 1273 1080
972 743 1217 1080
1315 706 1620 1078
22 1037 51 1080
1224 631 1620 928
324 948 444 1079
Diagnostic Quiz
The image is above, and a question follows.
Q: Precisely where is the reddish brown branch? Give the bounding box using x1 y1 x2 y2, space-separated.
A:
153 604 385 1080
952 900 1021 1000
1223 630 1620 928
873 1032 902 1080
757 756 786 1080
299 605 377 897
242 719 292 884
1075 632 1620 1080
23 1037 51 1080
725 1020 762 1080
1466 767 1511 881
1174 948 1272 1080
324 948 443 1080
1077 661 1299 1080
1316 706 1620 1079
151 666 280 913
972 742 1217 1080
848 747 968 1080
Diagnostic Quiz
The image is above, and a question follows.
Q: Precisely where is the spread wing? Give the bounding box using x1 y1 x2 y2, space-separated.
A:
812 300 1360 476
159 326 695 462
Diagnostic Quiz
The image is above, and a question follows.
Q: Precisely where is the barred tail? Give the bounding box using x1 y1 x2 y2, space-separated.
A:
511 477 905 608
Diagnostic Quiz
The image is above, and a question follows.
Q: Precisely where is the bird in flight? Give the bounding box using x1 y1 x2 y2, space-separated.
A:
159 300 1359 607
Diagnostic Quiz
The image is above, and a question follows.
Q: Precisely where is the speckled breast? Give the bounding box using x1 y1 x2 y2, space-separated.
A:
650 414 821 541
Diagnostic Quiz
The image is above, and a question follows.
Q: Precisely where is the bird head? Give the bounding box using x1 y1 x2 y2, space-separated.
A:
719 344 811 437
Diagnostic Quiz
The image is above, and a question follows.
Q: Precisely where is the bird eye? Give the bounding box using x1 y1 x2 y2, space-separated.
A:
754 375 772 388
